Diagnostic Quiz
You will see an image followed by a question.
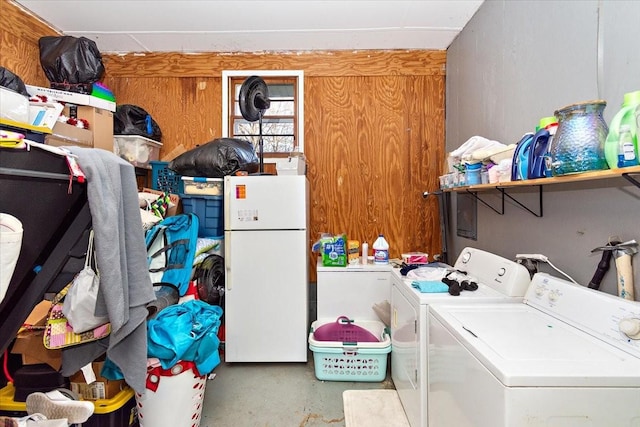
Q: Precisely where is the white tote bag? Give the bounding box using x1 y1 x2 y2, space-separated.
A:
62 229 109 333
0 213 23 304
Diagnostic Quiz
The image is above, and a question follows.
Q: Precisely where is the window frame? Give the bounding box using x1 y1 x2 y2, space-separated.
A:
221 70 305 161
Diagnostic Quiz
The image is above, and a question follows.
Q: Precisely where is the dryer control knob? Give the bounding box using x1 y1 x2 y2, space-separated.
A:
619 318 640 340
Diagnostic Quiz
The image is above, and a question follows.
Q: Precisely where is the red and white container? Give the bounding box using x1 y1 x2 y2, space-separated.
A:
136 361 206 427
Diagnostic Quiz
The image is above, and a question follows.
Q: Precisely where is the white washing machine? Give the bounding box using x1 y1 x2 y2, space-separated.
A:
427 272 640 427
390 247 531 427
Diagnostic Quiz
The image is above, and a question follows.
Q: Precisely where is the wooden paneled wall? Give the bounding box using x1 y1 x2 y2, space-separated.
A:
0 0 57 86
2 0 446 281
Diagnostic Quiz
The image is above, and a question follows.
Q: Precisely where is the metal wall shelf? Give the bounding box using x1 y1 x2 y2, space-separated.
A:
444 166 640 217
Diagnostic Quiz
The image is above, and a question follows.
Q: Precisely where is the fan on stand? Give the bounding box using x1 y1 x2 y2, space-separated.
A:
239 75 271 175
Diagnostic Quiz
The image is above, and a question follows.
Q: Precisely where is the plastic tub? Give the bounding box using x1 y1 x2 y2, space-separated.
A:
308 318 390 382
0 384 139 427
150 161 184 194
113 135 162 169
181 195 224 237
181 176 223 196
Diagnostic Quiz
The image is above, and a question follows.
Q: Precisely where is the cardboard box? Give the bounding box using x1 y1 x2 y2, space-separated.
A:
347 240 360 265
70 361 125 400
68 105 113 152
26 85 116 112
45 105 114 152
45 121 93 148
11 300 62 370
11 333 62 371
22 299 50 327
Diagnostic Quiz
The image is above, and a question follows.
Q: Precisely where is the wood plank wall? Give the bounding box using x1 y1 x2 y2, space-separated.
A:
2 0 446 281
0 0 57 86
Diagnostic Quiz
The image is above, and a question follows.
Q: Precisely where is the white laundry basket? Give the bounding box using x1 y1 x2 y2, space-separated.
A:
0 213 23 304
136 360 207 427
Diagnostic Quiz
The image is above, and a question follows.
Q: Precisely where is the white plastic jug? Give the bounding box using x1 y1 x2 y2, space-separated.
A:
0 213 23 303
373 234 389 265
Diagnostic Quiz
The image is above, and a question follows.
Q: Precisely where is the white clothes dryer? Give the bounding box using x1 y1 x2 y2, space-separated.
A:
427 272 640 427
390 247 531 427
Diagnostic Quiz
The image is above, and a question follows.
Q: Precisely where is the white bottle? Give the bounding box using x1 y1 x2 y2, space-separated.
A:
373 234 389 265
361 242 368 265
617 124 638 168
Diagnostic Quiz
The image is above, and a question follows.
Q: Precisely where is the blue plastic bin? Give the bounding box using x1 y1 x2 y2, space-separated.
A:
150 161 184 194
180 194 224 237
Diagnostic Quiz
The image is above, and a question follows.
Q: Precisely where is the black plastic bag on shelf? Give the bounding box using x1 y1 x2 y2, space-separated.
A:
0 67 29 97
169 138 259 177
113 104 162 142
38 36 105 92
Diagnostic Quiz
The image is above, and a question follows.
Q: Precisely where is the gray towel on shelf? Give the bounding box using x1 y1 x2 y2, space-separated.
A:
60 147 156 395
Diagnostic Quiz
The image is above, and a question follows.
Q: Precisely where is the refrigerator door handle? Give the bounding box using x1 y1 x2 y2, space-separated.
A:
225 235 232 290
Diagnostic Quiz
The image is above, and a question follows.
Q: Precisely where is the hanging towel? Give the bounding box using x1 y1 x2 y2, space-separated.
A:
59 147 156 395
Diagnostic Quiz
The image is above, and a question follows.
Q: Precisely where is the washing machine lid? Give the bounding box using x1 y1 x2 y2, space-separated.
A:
429 303 640 387
394 270 520 305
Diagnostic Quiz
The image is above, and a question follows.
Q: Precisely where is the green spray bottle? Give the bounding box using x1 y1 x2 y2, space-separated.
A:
604 90 640 169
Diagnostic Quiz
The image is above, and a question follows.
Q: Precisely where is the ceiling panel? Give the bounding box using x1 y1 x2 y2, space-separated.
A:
13 0 483 53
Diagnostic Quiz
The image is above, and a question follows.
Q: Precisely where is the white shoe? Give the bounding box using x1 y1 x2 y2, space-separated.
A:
26 390 93 424
14 413 68 427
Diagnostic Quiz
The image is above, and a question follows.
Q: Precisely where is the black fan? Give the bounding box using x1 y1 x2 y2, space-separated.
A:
239 75 271 174
195 254 225 307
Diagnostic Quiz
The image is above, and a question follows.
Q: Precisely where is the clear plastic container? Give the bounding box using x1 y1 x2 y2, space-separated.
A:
465 162 482 185
181 176 223 196
113 135 162 169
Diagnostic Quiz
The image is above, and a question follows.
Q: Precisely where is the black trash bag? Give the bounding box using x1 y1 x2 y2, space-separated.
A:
169 138 259 177
38 36 105 92
113 104 162 142
0 67 29 97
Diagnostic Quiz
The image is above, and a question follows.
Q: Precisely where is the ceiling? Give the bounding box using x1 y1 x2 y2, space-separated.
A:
13 0 483 54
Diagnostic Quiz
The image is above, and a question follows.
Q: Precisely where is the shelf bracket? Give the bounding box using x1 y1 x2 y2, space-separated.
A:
498 185 544 217
465 189 504 215
621 171 640 189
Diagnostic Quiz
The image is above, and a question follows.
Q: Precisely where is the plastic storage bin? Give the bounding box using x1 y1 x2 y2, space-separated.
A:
0 384 139 427
181 194 224 237
181 176 223 196
150 161 184 194
308 318 391 382
276 156 306 175
113 135 162 169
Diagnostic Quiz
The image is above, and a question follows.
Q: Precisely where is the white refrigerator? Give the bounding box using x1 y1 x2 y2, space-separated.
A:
223 175 309 362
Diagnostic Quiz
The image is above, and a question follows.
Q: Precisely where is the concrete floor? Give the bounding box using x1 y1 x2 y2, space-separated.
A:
200 352 395 427
199 283 395 427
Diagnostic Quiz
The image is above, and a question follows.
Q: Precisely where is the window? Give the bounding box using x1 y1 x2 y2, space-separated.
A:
222 70 304 159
